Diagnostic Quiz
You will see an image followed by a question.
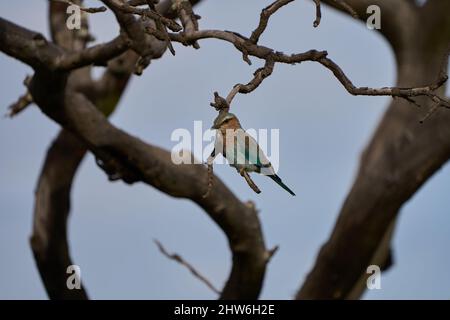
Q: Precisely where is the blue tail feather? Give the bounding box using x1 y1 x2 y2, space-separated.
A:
268 174 296 196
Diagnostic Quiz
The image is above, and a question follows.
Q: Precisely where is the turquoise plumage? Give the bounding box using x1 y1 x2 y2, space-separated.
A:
211 112 295 196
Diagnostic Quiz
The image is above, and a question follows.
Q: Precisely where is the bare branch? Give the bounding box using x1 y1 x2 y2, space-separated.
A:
155 27 448 107
226 59 275 105
329 0 358 18
102 0 182 32
50 0 107 13
101 0 169 74
321 0 416 50
6 91 33 118
6 75 33 117
312 0 322 27
1 0 447 301
174 0 201 49
297 4 450 298
154 239 220 295
31 130 89 300
27 69 270 298
250 0 294 44
57 35 131 70
419 100 442 124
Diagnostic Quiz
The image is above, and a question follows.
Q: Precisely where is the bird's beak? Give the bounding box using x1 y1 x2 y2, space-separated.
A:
211 124 218 130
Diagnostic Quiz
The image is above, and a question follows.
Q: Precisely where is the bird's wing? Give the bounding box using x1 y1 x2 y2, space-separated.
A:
214 130 224 155
234 129 272 169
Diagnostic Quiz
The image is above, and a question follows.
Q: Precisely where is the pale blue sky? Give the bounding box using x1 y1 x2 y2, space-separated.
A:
1 0 449 299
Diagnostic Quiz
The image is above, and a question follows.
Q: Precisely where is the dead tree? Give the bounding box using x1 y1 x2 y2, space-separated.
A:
0 0 448 299
297 0 450 299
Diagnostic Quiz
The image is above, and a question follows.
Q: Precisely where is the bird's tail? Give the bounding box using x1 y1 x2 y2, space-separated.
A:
268 174 296 196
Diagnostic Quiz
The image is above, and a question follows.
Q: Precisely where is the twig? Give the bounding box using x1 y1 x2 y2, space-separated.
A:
226 59 275 105
250 0 295 44
6 92 33 118
400 96 422 109
313 0 322 27
51 0 107 13
160 26 447 107
102 0 182 32
174 0 201 49
420 101 441 124
266 245 280 262
6 76 33 117
146 0 176 55
153 239 221 295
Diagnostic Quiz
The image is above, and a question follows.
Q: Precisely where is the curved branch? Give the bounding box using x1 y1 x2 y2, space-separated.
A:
250 0 294 43
31 82 271 299
2 0 446 301
154 28 448 107
29 1 138 300
31 130 88 300
9 7 270 294
297 5 450 299
321 0 417 52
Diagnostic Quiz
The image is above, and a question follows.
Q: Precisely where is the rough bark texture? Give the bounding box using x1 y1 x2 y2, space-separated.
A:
1 0 448 300
29 1 139 299
31 130 88 299
1 0 271 300
297 0 450 299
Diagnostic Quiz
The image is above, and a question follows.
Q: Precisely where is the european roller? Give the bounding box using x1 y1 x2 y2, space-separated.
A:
210 111 295 196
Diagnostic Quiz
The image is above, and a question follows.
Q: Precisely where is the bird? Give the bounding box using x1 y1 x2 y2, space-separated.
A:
210 111 295 196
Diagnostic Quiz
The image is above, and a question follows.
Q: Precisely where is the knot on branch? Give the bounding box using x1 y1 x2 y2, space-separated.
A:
95 152 140 184
32 33 48 47
173 0 201 49
210 92 230 112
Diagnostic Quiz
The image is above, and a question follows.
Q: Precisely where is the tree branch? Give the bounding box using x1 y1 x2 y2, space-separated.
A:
321 0 417 52
24 59 271 298
250 0 294 44
1 0 448 301
29 1 141 300
154 239 221 295
147 28 448 107
297 2 450 299
31 130 89 300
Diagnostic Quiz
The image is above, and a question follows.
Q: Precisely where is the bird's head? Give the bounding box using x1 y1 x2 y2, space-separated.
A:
211 112 238 129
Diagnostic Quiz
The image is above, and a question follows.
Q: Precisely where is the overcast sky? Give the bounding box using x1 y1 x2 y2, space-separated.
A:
1 0 449 299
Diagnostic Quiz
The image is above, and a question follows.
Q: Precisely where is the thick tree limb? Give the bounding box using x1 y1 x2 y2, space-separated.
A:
297 1 450 299
2 4 269 300
32 0 248 299
321 0 417 53
2 0 448 301
30 1 138 300
0 17 130 71
31 81 271 299
31 130 88 300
